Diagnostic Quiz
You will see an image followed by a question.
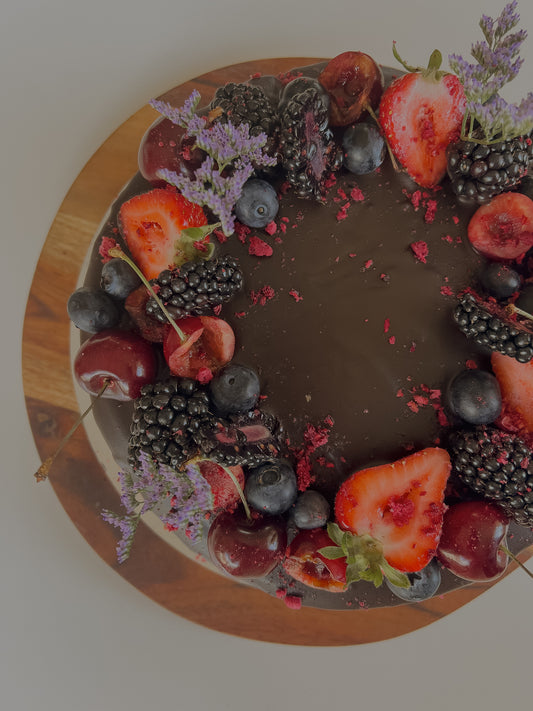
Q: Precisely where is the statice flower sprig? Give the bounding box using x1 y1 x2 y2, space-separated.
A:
449 1 533 143
150 91 276 235
102 452 214 563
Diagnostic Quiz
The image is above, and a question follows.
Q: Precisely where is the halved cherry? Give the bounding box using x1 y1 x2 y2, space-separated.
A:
468 192 533 261
163 315 235 379
283 528 347 592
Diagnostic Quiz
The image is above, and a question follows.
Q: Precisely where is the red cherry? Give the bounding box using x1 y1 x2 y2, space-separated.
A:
207 510 287 578
138 117 185 185
318 51 384 127
163 315 235 379
283 528 347 592
74 329 157 401
437 501 509 581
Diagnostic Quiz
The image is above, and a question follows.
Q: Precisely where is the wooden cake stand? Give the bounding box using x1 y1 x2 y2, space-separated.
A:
22 58 532 646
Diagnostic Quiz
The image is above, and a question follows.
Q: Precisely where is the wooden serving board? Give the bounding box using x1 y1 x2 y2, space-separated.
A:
22 58 532 645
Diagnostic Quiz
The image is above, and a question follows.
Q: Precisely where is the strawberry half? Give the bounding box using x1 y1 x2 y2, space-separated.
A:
197 460 244 512
282 528 348 592
379 49 465 188
467 192 533 261
491 351 533 445
334 448 451 573
163 315 235 380
118 187 208 280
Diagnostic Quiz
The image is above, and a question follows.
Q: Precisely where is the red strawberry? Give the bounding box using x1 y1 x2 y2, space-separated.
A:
282 528 348 592
118 187 208 280
163 315 235 379
467 192 533 261
491 351 533 444
379 49 465 188
335 448 451 573
197 460 244 512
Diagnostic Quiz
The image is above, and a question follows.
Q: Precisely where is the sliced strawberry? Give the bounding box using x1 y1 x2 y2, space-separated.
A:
379 52 465 188
282 528 347 593
197 460 244 512
467 192 533 261
491 351 533 444
118 187 207 280
163 315 235 379
334 448 451 573
124 285 168 343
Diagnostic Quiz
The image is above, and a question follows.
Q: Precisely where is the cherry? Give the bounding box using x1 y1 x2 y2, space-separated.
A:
74 329 157 401
437 500 509 581
163 315 235 379
318 51 384 127
282 528 347 592
207 509 287 578
138 117 185 185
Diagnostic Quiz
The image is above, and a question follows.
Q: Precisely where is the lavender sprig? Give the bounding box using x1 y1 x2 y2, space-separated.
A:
448 2 533 143
102 452 215 563
150 92 276 235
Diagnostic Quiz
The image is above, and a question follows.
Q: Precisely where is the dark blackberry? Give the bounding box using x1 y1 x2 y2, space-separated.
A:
453 292 533 363
128 378 220 470
210 82 279 159
447 136 530 205
278 85 342 200
145 256 243 323
449 426 533 527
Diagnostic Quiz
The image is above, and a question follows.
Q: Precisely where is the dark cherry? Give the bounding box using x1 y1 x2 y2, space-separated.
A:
74 329 157 401
138 117 185 185
207 510 287 578
437 500 509 581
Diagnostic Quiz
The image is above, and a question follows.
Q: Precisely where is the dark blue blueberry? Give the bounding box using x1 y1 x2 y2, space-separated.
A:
342 123 385 175
480 262 521 300
100 258 142 300
446 369 502 425
67 287 120 333
209 364 260 415
385 559 441 602
234 179 279 228
245 460 297 515
291 490 330 529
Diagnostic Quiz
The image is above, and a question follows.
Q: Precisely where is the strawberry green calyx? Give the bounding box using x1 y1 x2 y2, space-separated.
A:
319 522 410 588
392 43 448 82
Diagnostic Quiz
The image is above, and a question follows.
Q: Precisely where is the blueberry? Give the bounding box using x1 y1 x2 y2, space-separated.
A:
100 258 142 299
385 559 441 602
209 364 260 415
234 179 279 228
291 490 330 529
480 262 521 300
245 460 297 514
342 123 385 175
446 369 502 424
67 287 121 333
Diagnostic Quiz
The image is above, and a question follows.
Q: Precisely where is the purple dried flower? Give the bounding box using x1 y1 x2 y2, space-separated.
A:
149 90 201 127
101 510 140 564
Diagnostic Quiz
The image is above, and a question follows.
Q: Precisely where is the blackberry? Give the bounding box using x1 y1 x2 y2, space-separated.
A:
210 82 279 158
453 292 533 363
145 256 243 323
447 136 530 205
128 379 284 471
279 85 342 200
449 426 533 527
128 378 220 470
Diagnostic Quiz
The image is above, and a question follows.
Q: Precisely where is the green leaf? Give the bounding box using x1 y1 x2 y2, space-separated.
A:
326 522 345 547
381 561 411 589
318 546 347 560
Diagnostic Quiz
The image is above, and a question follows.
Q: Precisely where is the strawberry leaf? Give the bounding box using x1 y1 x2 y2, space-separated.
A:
319 546 347 560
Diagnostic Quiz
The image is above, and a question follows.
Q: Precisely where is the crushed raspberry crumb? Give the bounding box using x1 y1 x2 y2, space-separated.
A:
363 259 373 270
350 186 365 202
275 588 287 599
410 241 428 263
388 336 396 345
197 367 213 384
249 236 273 257
336 203 350 221
214 229 227 244
424 199 437 223
234 222 251 244
284 595 302 610
466 360 478 369
265 221 277 235
289 289 303 302
250 285 275 306
440 285 454 296
99 236 119 263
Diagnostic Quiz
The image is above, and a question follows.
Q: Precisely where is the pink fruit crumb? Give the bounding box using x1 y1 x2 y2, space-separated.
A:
289 289 303 302
249 236 273 257
284 595 302 610
410 241 428 263
350 186 365 202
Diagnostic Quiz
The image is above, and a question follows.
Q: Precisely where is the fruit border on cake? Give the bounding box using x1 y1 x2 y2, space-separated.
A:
38 2 533 613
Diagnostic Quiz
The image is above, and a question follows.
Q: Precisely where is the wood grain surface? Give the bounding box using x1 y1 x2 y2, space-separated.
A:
22 58 532 645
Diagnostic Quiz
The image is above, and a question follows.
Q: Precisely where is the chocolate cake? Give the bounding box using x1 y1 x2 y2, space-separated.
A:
68 16 533 611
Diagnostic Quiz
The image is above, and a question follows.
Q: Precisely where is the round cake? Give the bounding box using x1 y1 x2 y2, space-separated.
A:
65 12 533 612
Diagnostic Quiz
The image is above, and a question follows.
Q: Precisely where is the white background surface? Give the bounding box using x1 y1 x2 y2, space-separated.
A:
3 1 533 709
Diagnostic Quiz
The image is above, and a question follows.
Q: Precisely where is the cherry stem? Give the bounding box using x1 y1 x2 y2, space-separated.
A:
364 102 400 173
509 304 533 323
35 379 111 482
500 544 533 581
108 247 187 343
